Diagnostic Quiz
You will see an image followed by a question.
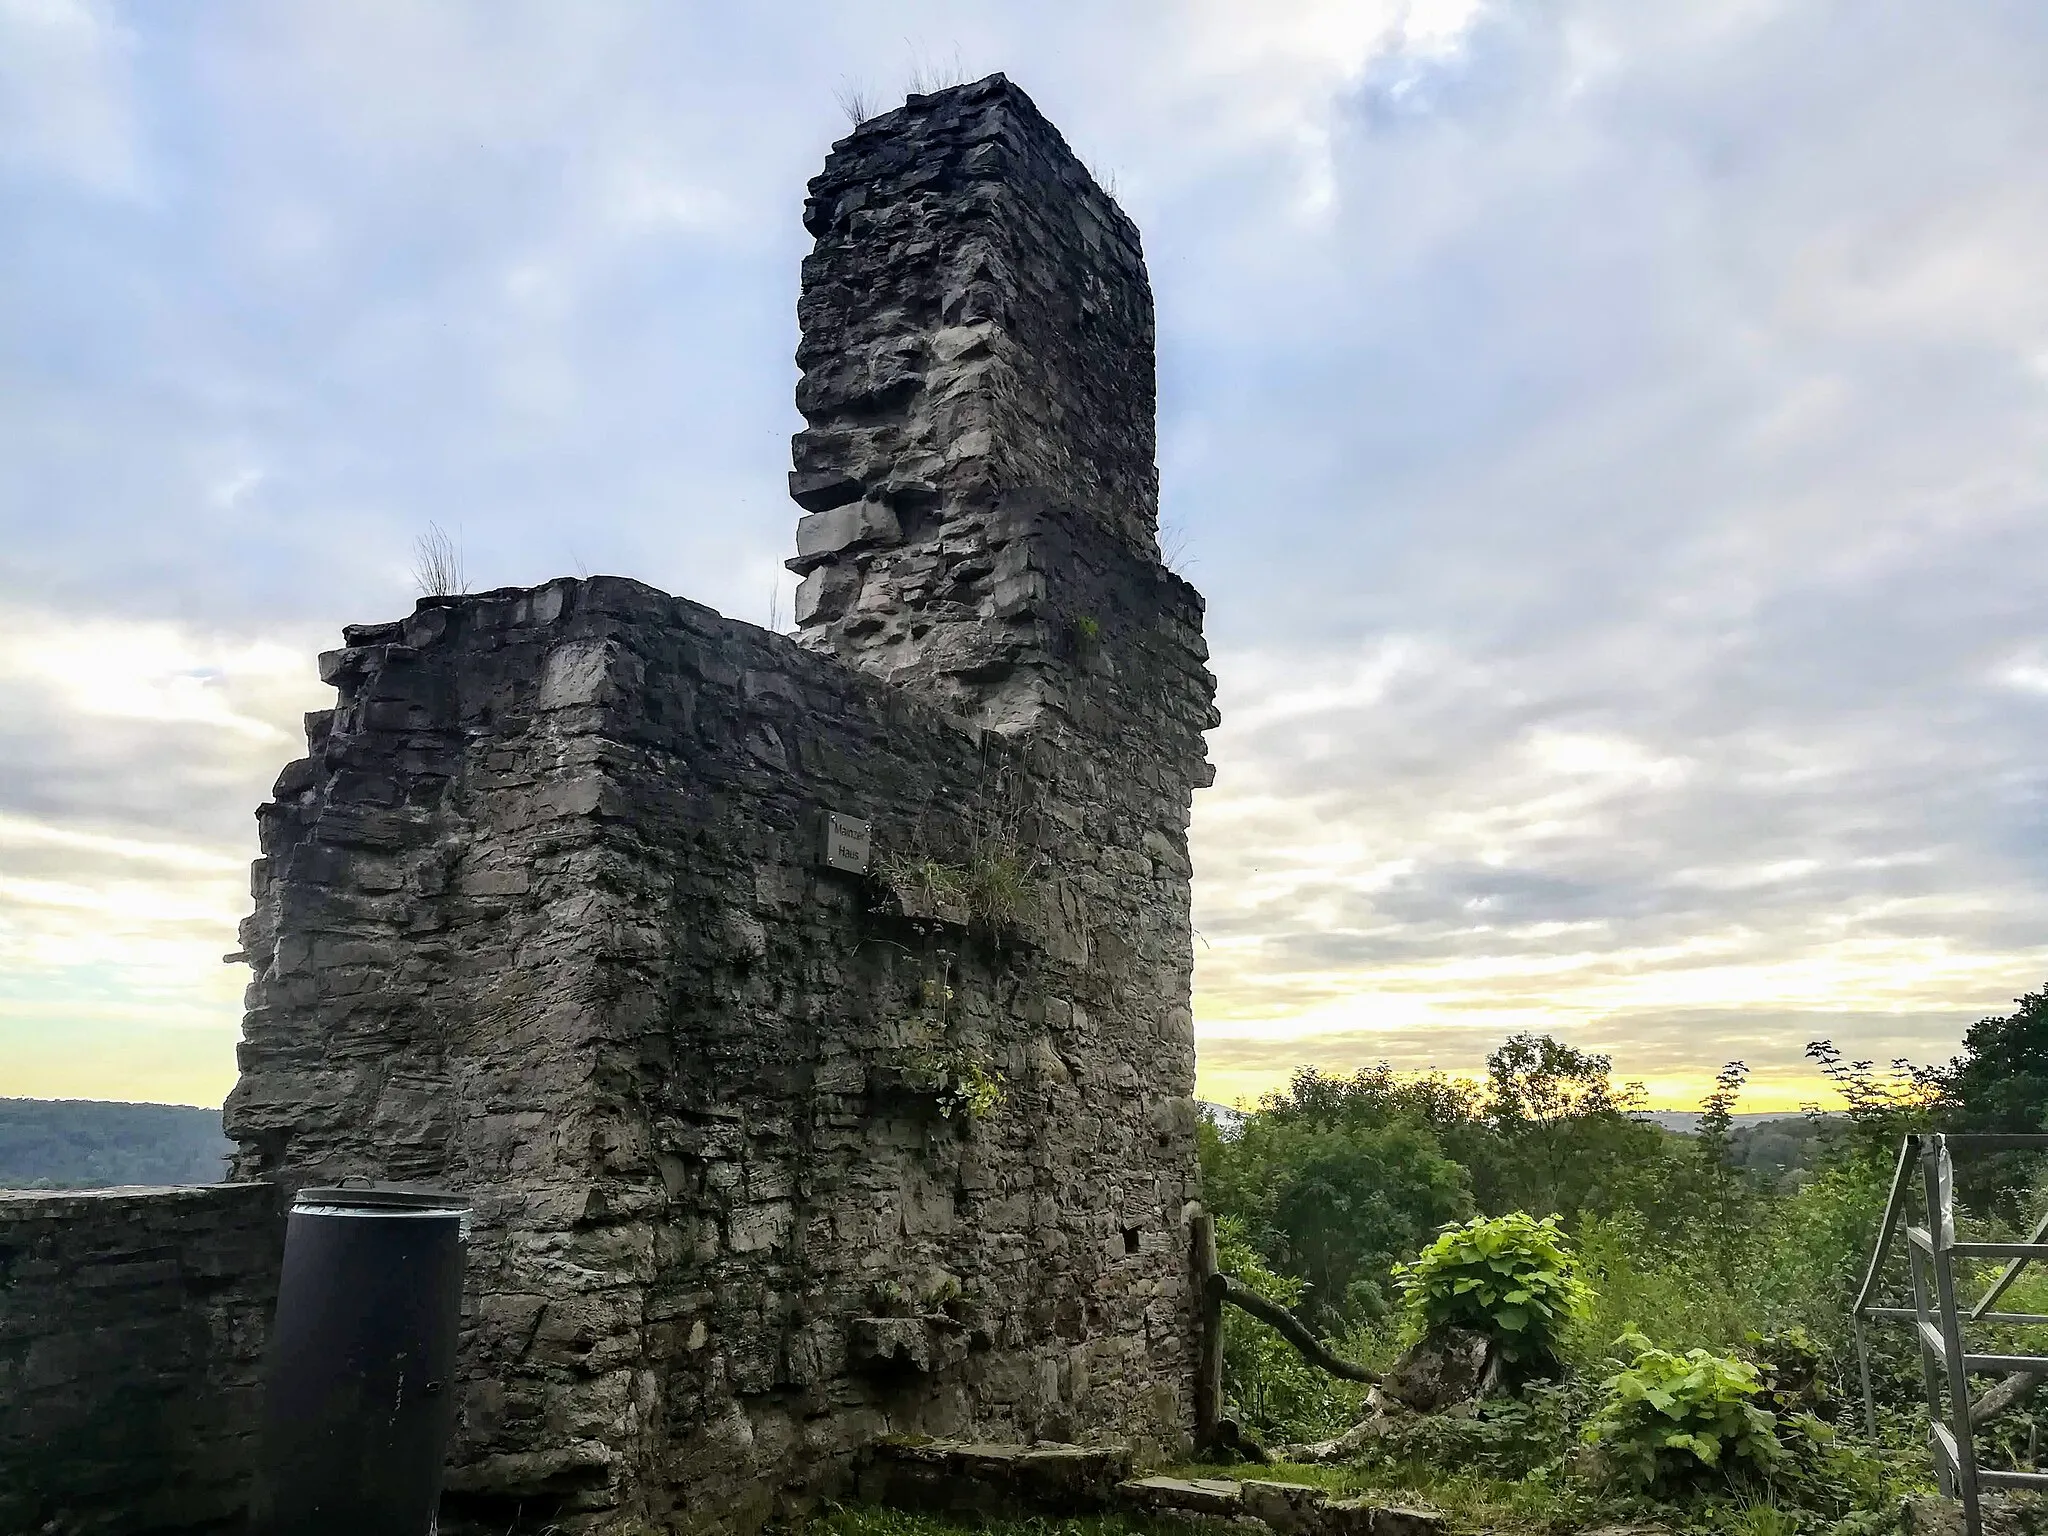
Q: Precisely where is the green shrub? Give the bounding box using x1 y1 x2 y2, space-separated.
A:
1202 1109 1474 1331
1582 1326 1822 1490
1393 1212 1590 1363
1571 1209 1752 1366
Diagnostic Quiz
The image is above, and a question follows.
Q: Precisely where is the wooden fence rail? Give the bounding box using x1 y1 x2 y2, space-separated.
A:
1188 1208 1381 1454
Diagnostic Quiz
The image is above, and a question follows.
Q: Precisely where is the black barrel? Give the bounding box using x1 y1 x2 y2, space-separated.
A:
249 1187 468 1536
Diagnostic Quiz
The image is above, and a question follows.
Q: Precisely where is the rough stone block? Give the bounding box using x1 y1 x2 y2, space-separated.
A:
792 500 902 568
865 1436 1133 1516
1118 1474 1243 1517
1242 1479 1332 1535
790 467 867 512
1357 1504 1451 1536
795 563 862 625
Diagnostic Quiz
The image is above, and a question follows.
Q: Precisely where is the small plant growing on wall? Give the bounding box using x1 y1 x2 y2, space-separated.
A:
889 946 959 1041
872 947 1006 1124
873 753 1044 934
904 1048 1005 1121
878 856 974 927
876 843 1040 930
1068 612 1108 673
865 753 1035 1128
868 1277 911 1316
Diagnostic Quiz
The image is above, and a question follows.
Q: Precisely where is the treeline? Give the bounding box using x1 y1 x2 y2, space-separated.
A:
1200 985 2048 1447
0 1099 230 1189
1727 1114 1842 1186
1202 1034 1757 1335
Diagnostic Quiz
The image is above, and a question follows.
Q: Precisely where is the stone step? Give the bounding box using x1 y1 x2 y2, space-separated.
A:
1120 1473 1446 1536
858 1436 1134 1515
859 1436 1447 1536
1118 1473 1245 1516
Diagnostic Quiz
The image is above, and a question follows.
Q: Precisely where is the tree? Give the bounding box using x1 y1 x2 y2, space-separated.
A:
1483 1034 1668 1220
1696 1060 1749 1171
1265 1122 1474 1321
1250 1064 1509 1206
1803 1040 1941 1165
1938 987 2048 1218
1202 1071 1475 1325
1485 1033 1639 1127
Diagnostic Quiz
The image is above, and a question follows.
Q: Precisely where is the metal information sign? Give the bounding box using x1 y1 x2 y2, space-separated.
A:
822 812 871 874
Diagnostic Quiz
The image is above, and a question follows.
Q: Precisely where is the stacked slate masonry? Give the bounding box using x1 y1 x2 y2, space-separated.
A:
219 74 1216 1534
0 1184 283 1535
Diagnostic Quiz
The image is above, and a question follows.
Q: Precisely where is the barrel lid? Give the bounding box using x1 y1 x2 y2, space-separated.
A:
293 1185 469 1214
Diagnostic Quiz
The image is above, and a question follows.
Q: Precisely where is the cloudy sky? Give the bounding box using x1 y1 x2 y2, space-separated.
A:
2 1 2044 1113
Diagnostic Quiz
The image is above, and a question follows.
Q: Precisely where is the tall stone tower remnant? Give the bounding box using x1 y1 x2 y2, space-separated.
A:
222 73 1216 1531
789 75 1184 741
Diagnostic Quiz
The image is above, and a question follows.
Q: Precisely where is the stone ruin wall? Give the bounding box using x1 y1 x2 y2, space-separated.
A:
214 74 1218 1533
0 1184 283 1535
0 73 1212 1536
789 72 1174 727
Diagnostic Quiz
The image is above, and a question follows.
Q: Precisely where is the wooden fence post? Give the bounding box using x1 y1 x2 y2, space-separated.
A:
1191 1206 1223 1451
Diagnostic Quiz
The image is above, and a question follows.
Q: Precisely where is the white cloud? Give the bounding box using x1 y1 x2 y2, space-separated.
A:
0 0 142 193
0 612 304 740
599 162 737 235
0 606 321 1104
1525 730 1689 786
0 871 241 930
1996 651 2048 697
0 812 245 874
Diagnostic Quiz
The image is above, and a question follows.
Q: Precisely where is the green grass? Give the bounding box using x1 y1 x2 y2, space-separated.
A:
799 1508 1207 1536
797 1466 1611 1536
797 1429 1933 1536
1166 1460 1591 1535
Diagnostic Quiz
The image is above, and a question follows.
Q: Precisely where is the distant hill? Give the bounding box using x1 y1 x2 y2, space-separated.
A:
1197 1100 1247 1131
1640 1109 1810 1134
1727 1113 1845 1184
1642 1110 1846 1186
0 1099 231 1190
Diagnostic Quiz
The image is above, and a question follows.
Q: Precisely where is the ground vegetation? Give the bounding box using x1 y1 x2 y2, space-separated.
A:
1176 993 2048 1535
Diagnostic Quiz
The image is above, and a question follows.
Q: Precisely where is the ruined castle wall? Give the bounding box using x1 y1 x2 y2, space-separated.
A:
0 1183 283 1535
220 70 1215 1535
226 579 679 1522
225 572 1205 1528
588 591 1207 1528
788 75 1213 755
793 73 1157 558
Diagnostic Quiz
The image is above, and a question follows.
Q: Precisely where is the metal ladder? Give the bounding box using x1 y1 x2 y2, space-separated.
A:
1853 1133 2048 1536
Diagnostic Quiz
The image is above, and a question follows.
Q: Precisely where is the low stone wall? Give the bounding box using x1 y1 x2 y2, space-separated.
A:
0 1183 283 1535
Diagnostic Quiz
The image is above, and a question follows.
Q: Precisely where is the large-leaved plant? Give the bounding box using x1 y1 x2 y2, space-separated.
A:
1582 1326 1829 1490
1392 1211 1590 1363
